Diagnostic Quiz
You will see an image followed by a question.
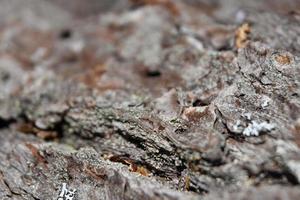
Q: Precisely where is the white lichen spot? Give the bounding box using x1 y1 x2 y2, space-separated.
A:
31 47 47 62
261 96 271 109
57 183 77 200
287 160 300 183
242 113 252 120
70 40 84 53
233 120 243 132
186 36 204 51
235 10 246 23
242 121 275 137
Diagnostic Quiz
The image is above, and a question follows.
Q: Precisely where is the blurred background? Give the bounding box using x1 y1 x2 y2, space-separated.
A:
0 0 300 95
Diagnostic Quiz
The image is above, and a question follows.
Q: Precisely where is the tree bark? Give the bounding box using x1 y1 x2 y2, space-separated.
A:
0 0 300 199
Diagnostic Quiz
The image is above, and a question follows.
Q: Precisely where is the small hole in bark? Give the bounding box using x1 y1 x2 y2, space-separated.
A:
175 128 186 134
217 44 232 51
1 72 10 81
60 29 72 40
0 118 15 129
146 70 161 77
192 99 209 107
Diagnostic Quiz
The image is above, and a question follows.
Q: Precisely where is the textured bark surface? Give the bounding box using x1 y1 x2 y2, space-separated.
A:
1 0 300 199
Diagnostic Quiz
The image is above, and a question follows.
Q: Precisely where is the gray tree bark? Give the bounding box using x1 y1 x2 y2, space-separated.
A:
0 0 300 199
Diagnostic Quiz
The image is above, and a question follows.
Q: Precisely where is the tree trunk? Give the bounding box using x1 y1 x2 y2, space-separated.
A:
1 0 300 199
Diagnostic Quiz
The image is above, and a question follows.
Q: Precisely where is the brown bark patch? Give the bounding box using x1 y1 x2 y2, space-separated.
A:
235 23 251 48
182 106 209 122
275 54 291 65
25 143 48 166
130 0 180 16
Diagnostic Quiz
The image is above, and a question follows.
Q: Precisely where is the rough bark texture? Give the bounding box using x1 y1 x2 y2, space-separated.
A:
1 0 300 199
